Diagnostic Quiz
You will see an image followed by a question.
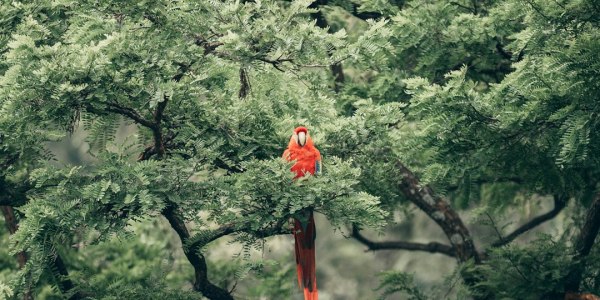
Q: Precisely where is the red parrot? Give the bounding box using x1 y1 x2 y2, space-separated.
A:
283 126 321 300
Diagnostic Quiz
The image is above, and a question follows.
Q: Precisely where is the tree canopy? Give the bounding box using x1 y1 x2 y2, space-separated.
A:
1 0 599 299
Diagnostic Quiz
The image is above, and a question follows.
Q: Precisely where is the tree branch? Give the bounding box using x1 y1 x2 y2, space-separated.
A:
50 253 83 300
495 40 513 60
162 203 234 300
83 101 155 129
1 175 82 299
0 176 30 207
130 95 231 299
490 195 567 248
132 89 233 299
351 225 455 257
395 162 492 298
214 158 245 174
330 63 345 92
188 219 290 251
573 192 600 262
449 1 477 14
104 102 156 129
193 35 223 55
152 96 168 157
350 4 383 21
0 197 26 207
396 161 480 264
238 67 251 99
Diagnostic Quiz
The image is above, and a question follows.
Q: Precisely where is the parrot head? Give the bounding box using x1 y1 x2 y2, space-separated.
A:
293 126 309 147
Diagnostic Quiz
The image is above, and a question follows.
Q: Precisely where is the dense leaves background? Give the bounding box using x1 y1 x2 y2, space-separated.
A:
1 0 599 299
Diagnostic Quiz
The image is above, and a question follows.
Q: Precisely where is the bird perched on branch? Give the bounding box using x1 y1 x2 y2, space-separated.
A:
283 126 321 300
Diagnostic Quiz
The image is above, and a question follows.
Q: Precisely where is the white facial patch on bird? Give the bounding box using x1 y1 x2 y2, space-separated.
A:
297 131 306 146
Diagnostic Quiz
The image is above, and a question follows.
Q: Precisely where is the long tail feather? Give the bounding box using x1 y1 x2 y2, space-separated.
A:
293 212 318 300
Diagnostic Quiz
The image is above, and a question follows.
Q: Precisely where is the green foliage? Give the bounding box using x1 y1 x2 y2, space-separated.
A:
0 0 391 297
245 260 296 298
70 219 200 300
476 234 600 299
207 257 296 299
382 0 600 208
202 158 386 237
376 271 426 300
1 0 600 299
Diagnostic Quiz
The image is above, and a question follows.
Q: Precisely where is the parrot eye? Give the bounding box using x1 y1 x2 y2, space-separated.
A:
297 131 306 146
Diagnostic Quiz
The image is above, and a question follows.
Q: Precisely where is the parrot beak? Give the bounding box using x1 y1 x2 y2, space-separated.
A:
297 131 306 147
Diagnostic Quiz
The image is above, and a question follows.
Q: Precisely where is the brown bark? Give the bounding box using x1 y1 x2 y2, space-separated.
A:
162 204 234 300
395 162 491 299
351 225 456 257
396 162 481 264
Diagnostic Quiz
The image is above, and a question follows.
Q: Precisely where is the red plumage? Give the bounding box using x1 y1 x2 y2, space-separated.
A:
283 126 321 300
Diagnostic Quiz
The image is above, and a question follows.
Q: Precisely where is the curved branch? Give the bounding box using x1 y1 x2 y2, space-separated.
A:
135 96 231 299
491 195 567 248
103 102 155 129
396 162 480 264
163 204 234 300
495 40 513 60
351 225 455 257
83 102 154 129
350 4 383 20
573 192 600 261
188 219 290 251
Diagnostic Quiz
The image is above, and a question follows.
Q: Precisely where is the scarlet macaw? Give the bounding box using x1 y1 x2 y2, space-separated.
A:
283 126 321 300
